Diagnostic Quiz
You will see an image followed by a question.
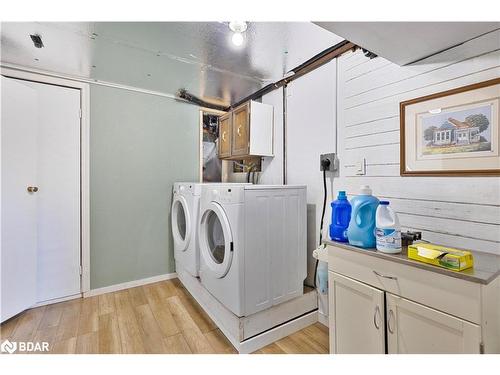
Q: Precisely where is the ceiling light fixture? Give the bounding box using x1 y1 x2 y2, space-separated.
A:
231 32 244 47
229 21 247 47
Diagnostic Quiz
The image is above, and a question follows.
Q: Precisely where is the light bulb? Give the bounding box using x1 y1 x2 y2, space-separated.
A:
231 32 244 46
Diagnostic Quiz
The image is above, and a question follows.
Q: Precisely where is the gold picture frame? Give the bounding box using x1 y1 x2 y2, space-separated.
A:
400 78 500 176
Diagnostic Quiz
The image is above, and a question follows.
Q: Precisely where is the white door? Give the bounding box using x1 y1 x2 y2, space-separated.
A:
1 77 39 322
28 80 81 302
329 271 385 354
1 77 81 316
386 293 482 354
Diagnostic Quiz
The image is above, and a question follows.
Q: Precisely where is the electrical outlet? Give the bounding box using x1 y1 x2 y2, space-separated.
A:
320 153 337 172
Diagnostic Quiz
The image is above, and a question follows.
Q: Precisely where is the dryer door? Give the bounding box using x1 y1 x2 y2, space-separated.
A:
199 202 233 278
171 194 191 251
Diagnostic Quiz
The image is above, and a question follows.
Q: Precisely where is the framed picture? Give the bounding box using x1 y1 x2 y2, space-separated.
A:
400 78 500 176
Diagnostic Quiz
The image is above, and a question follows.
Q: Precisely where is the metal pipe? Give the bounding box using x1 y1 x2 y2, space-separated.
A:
176 88 228 112
282 85 287 185
291 40 351 74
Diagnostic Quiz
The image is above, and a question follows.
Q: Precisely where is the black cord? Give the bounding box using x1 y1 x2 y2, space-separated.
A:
314 168 328 288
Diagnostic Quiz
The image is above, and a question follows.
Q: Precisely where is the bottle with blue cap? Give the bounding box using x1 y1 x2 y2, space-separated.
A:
329 191 351 242
375 200 402 253
347 185 379 248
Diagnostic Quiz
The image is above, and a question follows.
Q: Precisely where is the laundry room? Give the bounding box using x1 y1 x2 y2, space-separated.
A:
1 1 500 374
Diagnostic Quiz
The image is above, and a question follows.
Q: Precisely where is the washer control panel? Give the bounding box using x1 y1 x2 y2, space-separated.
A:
206 186 245 204
173 183 194 194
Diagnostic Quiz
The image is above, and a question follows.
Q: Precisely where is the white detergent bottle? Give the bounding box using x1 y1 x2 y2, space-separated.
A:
375 201 402 253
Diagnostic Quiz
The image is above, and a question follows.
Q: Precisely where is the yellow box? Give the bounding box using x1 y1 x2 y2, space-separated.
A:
408 243 474 272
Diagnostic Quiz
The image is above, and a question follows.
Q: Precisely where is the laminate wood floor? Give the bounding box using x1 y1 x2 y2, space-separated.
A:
0 278 329 354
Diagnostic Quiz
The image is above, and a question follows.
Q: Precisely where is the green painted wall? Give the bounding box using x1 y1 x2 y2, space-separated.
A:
90 85 199 289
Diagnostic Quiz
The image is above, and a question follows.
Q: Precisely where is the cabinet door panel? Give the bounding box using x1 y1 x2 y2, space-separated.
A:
218 113 232 158
386 293 481 354
231 103 250 156
329 272 385 354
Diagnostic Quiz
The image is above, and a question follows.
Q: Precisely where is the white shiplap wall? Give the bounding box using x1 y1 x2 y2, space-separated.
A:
334 30 500 255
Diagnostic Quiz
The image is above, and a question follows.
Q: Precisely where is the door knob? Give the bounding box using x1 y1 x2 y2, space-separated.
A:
27 186 39 193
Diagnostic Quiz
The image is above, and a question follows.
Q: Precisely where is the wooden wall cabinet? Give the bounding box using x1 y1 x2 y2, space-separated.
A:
218 100 273 160
326 242 499 354
218 112 232 159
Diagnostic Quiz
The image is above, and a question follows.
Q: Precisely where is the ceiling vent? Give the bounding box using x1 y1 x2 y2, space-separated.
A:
30 34 44 48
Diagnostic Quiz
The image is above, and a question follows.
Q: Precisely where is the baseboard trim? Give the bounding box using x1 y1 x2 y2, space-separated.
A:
318 311 329 327
239 310 319 354
34 293 82 308
84 272 177 297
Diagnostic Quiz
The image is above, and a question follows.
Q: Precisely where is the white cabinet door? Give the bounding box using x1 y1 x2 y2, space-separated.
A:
329 271 385 354
386 293 481 354
1 76 38 322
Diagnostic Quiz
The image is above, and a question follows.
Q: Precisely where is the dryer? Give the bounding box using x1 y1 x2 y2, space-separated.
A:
198 184 307 317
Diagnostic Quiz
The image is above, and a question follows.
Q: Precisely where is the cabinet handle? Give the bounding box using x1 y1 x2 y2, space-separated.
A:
387 309 395 334
373 305 381 330
27 186 39 193
222 131 227 142
373 270 397 280
237 125 242 136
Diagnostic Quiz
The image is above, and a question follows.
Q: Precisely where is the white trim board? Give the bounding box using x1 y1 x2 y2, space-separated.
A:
1 67 91 296
84 272 177 297
1 62 190 104
240 311 318 354
34 293 82 308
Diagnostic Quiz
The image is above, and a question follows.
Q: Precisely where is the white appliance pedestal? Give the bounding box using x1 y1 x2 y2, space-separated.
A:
177 266 318 354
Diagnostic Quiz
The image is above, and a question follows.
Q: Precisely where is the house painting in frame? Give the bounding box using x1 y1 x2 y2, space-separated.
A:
400 78 500 176
421 103 492 155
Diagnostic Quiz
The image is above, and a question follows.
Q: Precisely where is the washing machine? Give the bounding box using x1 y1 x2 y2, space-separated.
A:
171 182 204 277
198 184 307 317
171 182 250 277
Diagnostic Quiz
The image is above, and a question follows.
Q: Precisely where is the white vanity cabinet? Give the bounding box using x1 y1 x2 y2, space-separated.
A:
326 241 500 354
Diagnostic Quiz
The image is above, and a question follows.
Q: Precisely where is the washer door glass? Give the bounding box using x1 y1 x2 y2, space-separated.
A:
171 195 191 251
200 202 233 278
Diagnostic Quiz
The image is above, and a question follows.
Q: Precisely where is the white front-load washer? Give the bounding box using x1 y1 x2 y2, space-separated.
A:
198 184 307 317
171 182 251 277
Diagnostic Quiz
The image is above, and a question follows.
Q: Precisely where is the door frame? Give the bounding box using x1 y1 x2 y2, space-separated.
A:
1 67 91 295
199 108 226 182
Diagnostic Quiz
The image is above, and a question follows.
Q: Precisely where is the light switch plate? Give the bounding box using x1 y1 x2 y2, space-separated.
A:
356 158 366 175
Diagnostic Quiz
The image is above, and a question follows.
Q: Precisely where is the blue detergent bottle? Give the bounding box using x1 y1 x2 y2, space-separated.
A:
347 185 379 248
329 191 352 242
